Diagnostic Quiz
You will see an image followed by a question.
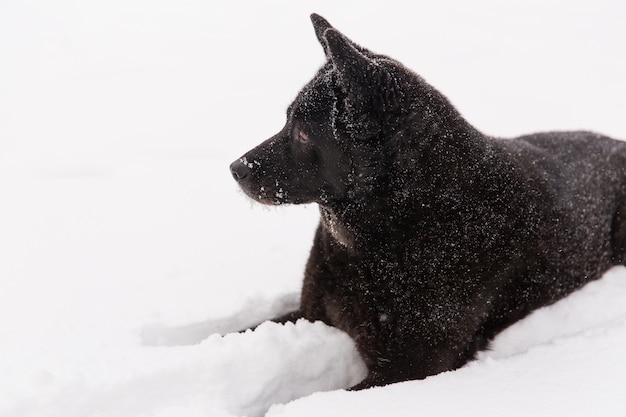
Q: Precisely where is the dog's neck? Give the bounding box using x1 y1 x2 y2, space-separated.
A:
319 206 355 248
318 192 401 250
318 124 496 250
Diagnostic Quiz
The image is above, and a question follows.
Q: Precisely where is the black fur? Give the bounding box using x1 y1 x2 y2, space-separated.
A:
230 14 626 390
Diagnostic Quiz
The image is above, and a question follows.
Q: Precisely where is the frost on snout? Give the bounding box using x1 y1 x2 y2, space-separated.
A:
230 131 305 207
230 155 288 205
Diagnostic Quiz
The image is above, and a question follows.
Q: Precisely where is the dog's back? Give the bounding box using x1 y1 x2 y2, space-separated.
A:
502 131 626 266
464 132 626 344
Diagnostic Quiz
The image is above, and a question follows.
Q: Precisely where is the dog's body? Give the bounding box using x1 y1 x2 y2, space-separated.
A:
230 15 626 389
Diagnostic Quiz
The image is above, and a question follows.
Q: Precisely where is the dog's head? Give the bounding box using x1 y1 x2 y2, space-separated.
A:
230 14 453 206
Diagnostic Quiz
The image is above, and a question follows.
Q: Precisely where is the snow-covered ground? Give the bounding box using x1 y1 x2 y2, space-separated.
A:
1 1 626 416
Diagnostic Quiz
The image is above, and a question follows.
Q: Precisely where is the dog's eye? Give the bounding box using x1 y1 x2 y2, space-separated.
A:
296 129 309 144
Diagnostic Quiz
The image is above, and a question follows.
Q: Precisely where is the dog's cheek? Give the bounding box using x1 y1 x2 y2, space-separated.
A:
285 165 322 204
319 148 353 200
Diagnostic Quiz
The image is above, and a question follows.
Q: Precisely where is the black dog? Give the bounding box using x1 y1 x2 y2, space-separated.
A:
230 14 626 390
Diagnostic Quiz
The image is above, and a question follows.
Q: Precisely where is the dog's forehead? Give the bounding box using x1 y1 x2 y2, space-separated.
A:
291 66 335 118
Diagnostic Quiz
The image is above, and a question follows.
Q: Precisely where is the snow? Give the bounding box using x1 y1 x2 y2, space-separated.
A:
1 1 625 416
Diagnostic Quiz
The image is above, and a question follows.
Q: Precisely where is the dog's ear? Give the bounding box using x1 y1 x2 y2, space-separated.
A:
322 28 405 138
312 15 375 60
325 29 401 111
311 13 333 56
323 28 375 83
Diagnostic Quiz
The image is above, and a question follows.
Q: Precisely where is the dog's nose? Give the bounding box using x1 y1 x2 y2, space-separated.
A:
230 159 250 181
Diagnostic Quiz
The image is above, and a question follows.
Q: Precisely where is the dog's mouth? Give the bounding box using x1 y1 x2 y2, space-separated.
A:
246 184 289 206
